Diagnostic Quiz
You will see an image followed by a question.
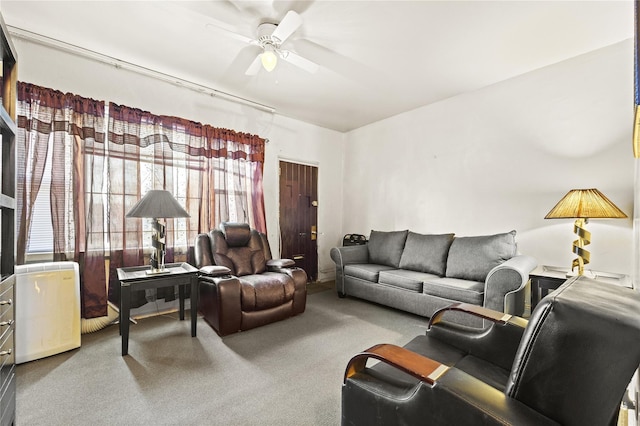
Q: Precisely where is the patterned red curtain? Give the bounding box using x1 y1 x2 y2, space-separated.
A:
16 82 108 318
106 103 266 307
16 82 266 318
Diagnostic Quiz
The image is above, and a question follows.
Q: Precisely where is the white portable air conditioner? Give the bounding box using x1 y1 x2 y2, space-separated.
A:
15 261 81 364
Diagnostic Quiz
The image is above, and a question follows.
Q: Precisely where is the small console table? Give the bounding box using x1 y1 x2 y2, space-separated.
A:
530 265 631 310
117 262 198 356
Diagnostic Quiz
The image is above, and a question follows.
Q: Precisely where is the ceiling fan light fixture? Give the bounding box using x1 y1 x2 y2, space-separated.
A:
261 45 278 72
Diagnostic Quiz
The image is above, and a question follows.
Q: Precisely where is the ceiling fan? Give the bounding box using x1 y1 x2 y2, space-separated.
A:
207 10 319 76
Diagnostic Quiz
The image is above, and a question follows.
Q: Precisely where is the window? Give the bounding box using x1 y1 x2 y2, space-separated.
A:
26 143 53 254
23 115 255 257
17 82 267 319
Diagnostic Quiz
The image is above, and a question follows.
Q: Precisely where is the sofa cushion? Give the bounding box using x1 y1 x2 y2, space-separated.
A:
379 269 440 293
344 264 396 282
445 230 517 282
367 230 408 268
423 276 485 305
399 232 455 276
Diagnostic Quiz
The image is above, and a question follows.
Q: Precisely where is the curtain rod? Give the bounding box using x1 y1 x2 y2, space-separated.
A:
8 26 277 114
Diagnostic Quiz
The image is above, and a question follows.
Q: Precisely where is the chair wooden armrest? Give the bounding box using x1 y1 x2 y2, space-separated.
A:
344 343 449 385
428 302 512 330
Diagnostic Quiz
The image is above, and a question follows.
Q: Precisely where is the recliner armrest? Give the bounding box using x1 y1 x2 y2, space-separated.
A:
266 258 296 270
266 259 303 280
199 265 232 277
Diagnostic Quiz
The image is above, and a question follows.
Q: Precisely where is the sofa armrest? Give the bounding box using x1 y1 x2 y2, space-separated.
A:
330 245 369 296
484 254 537 314
330 244 369 267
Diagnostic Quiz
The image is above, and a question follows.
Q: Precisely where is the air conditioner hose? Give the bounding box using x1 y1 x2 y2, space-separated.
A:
81 301 120 334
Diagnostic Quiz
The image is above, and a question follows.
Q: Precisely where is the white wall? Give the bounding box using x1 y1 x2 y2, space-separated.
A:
13 38 345 282
344 40 635 276
15 36 636 279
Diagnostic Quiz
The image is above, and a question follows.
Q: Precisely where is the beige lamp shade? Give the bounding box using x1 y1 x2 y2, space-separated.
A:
126 190 189 273
126 190 190 219
544 188 626 276
544 188 627 219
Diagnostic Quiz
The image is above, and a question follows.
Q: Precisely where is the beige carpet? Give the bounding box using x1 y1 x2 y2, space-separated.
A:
306 280 335 295
16 284 428 425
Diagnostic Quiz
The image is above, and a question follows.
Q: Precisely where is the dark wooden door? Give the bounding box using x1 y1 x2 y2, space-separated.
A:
279 161 318 282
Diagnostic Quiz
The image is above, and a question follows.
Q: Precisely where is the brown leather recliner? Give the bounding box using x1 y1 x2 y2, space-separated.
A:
193 222 307 336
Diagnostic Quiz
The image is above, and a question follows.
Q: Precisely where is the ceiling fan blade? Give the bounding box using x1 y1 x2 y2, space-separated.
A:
271 10 303 45
279 50 319 74
205 23 258 46
221 46 263 86
292 39 383 85
245 54 263 76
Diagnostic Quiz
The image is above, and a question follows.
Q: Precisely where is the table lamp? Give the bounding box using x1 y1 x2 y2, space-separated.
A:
126 190 190 274
544 188 627 276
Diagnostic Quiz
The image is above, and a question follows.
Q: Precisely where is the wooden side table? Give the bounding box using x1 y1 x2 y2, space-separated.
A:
117 262 198 356
530 265 631 310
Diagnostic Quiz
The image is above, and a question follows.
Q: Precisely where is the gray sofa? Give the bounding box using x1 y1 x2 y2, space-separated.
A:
330 229 537 327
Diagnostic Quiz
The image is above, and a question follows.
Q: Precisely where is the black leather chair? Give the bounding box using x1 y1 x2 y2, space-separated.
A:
342 275 640 425
193 222 307 336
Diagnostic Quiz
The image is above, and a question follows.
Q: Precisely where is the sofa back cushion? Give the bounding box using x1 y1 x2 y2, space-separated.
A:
399 232 455 276
367 230 408 268
445 230 517 282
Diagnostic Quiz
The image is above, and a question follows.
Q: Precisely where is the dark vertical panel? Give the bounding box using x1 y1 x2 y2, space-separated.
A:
636 0 639 106
309 166 318 280
278 161 318 281
634 0 640 157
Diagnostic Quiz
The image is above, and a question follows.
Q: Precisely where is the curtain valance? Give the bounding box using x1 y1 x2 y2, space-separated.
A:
108 103 265 162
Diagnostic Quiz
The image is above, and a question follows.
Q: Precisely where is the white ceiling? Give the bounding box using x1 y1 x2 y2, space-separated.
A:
1 1 634 132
